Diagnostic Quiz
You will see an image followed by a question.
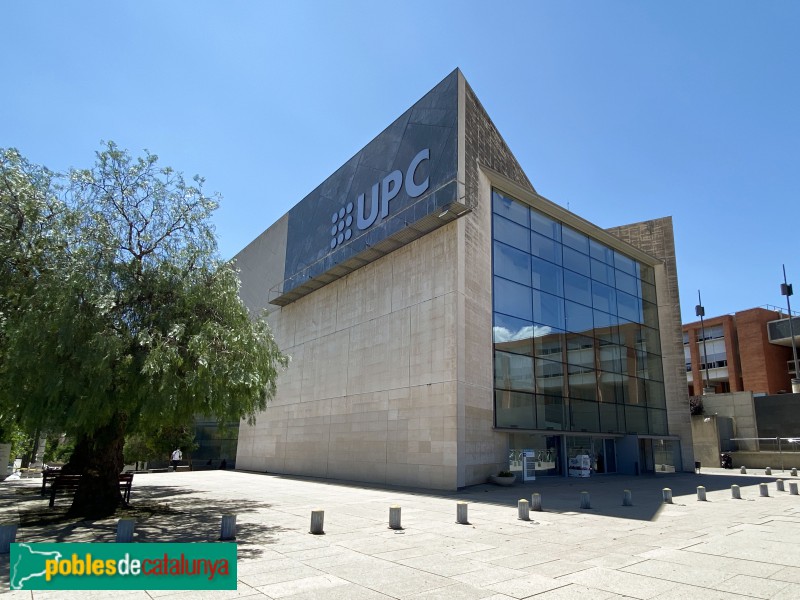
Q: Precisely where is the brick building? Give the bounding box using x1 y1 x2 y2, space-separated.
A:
683 307 795 395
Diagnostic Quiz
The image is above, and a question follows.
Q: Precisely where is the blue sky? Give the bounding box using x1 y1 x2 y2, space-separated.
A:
3 1 799 322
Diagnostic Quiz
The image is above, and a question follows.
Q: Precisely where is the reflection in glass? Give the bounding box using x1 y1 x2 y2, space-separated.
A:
533 290 565 330
531 256 564 297
494 241 531 286
495 390 535 428
494 351 534 391
563 246 591 277
599 402 618 433
562 225 589 254
565 300 594 335
648 409 668 435
493 191 528 226
571 399 600 431
535 357 565 397
625 405 648 433
563 270 592 306
530 209 561 241
536 395 566 430
590 239 615 264
568 369 596 401
531 231 562 264
493 313 535 353
591 259 616 286
494 277 532 321
494 215 530 252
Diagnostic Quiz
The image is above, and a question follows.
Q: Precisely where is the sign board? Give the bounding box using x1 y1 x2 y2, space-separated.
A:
522 450 536 481
568 454 591 478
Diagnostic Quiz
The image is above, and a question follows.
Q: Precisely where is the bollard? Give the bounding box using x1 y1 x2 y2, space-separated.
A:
389 505 402 530
697 486 707 502
765 467 772 475
116 519 136 543
531 492 542 512
790 482 799 495
792 468 798 477
759 483 769 497
777 479 785 492
662 488 673 504
220 515 236 541
731 485 741 499
518 499 530 521
740 466 747 474
0 523 18 554
580 491 591 509
456 501 469 524
622 489 633 506
310 509 325 535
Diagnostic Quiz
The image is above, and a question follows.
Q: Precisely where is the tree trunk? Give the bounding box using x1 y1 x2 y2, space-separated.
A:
64 415 127 518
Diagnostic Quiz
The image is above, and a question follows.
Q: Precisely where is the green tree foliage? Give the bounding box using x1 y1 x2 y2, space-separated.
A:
0 143 287 515
123 424 198 465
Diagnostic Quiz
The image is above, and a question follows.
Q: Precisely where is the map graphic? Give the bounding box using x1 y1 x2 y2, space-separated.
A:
10 543 63 590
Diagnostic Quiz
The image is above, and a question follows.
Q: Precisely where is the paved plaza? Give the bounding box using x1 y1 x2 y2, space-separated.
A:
1 467 800 599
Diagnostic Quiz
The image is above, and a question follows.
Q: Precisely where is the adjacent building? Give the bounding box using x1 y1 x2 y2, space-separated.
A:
234 69 694 489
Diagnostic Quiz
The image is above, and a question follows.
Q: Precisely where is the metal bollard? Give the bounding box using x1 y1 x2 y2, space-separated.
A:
731 485 741 499
777 479 785 492
697 486 706 501
662 488 673 504
0 523 19 554
622 489 633 506
759 483 769 497
518 499 530 521
765 467 772 475
389 505 402 530
456 501 469 524
740 466 747 474
220 515 236 541
531 492 542 511
580 491 591 509
790 482 799 495
310 509 325 535
116 519 136 543
792 468 798 477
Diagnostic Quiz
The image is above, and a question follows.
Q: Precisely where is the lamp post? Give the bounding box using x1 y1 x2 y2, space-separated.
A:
781 265 800 394
696 290 714 395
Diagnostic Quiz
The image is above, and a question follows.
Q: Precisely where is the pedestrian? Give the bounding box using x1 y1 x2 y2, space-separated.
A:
171 447 182 472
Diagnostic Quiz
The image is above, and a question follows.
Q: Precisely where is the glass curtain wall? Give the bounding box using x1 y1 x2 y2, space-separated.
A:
492 190 668 437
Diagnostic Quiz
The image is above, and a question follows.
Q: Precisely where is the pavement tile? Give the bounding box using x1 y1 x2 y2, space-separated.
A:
406 582 497 599
239 565 321 588
255 574 351 598
275 582 394 599
560 566 677 599
524 559 592 578
451 565 533 587
771 582 800 600
396 554 487 577
527 584 617 599
484 573 566 599
621 559 734 587
711 574 792 599
650 583 753 599
582 552 646 569
772 565 800 584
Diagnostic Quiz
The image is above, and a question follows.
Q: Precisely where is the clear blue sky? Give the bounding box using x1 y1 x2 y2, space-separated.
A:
3 1 798 323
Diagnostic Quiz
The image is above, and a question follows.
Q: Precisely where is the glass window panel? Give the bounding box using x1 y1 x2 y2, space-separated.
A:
531 256 564 296
570 399 600 432
645 380 667 408
619 323 642 350
494 277 532 321
593 309 617 329
615 270 639 297
648 409 668 435
493 191 529 226
494 350 534 391
643 352 664 381
494 241 531 286
640 326 661 356
598 345 624 373
624 405 648 434
596 327 622 346
569 370 597 401
495 390 535 429
563 246 590 277
530 209 561 241
564 270 592 306
534 329 563 359
617 291 641 323
591 259 616 286
591 281 617 314
565 300 594 335
640 264 655 285
566 333 594 369
533 290 565 330
590 239 615 264
599 402 619 433
614 251 637 275
641 280 656 304
562 226 589 254
493 313 534 354
642 299 659 330
535 357 565 397
598 371 627 403
530 231 562 265
627 377 646 405
494 215 530 252
536 395 566 430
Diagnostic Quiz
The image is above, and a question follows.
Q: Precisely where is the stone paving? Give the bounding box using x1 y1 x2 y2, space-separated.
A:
1 466 799 598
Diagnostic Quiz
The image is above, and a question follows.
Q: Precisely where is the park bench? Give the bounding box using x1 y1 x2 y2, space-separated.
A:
40 468 62 496
49 473 134 507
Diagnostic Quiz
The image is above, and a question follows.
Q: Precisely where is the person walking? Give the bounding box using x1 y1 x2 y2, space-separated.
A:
171 448 182 472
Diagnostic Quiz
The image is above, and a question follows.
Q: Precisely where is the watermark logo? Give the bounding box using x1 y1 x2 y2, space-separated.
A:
10 542 236 590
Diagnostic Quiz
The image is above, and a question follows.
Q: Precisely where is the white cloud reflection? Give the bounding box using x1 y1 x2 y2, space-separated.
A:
493 324 552 342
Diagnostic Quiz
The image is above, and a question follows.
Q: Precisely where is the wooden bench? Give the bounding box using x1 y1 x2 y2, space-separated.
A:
49 473 134 507
40 468 62 496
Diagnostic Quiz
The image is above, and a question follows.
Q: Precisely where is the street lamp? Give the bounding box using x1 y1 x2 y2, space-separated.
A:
780 265 800 393
695 290 714 395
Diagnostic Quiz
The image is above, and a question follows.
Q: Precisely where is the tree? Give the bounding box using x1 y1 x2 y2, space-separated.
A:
0 143 287 516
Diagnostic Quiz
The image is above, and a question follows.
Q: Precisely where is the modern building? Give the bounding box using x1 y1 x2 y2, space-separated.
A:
683 307 797 396
234 69 693 489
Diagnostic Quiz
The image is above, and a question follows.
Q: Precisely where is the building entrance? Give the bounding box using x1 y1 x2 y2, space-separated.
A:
508 433 562 477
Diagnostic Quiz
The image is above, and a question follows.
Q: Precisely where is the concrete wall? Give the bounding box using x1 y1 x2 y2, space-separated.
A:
700 391 759 451
690 415 722 469
606 218 695 471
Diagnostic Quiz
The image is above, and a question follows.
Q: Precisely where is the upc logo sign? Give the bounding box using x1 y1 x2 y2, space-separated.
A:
329 148 429 250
